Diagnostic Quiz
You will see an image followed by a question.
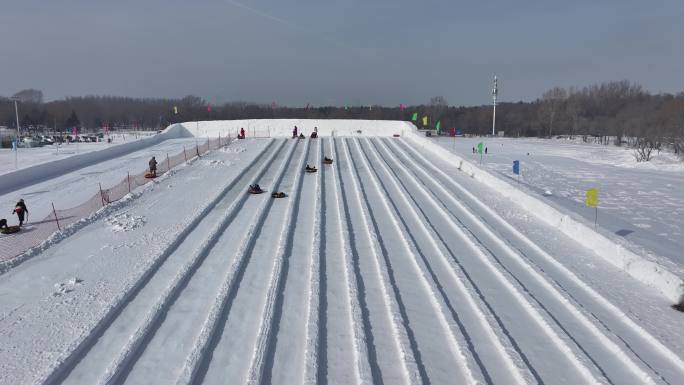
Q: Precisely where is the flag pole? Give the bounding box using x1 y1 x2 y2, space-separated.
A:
492 75 498 137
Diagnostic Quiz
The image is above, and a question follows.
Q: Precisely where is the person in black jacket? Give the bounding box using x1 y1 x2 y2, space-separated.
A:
13 199 28 226
149 156 158 177
0 218 7 230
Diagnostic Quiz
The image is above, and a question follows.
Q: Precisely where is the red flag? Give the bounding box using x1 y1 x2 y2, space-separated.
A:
207 103 212 112
400 103 405 111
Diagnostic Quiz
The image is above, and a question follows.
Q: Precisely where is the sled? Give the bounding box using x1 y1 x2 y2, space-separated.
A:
323 158 333 165
298 134 305 139
393 134 401 137
145 172 157 179
271 192 287 198
0 225 20 235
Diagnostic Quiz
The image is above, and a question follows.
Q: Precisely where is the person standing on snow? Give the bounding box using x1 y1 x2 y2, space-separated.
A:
149 156 158 177
292 126 298 138
240 127 246 139
13 199 28 227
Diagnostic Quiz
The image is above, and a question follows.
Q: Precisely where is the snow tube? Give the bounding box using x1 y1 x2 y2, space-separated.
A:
248 187 264 194
323 158 333 164
271 192 287 198
393 134 401 137
305 167 317 173
0 225 20 234
145 172 157 179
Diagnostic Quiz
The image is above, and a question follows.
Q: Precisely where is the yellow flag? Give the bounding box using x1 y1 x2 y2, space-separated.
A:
173 106 178 114
586 188 599 208
422 116 428 126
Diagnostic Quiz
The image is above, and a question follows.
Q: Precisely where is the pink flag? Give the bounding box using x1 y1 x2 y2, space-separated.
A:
71 127 78 136
207 103 212 112
400 103 405 111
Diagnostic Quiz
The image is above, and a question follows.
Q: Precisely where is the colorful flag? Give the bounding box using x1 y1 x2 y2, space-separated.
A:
400 103 405 111
411 112 418 121
477 142 484 154
586 188 599 208
513 160 520 175
173 106 178 114
207 103 212 112
72 127 78 136
435 121 441 132
422 116 428 126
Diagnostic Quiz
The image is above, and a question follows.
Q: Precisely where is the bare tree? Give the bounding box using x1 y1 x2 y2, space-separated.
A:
12 89 43 104
538 87 567 137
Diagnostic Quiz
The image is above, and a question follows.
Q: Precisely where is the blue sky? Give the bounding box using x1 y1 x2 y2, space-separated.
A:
1 0 682 106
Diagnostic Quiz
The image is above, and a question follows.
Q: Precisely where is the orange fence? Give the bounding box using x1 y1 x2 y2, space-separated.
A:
0 136 230 264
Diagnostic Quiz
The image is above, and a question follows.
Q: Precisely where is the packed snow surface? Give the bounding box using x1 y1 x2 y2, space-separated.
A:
0 122 683 385
432 136 684 269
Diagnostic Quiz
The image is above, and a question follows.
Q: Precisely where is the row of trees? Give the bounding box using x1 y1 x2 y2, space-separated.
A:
2 81 683 155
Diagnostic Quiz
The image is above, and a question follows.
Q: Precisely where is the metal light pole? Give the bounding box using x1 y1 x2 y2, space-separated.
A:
13 98 20 169
491 75 498 137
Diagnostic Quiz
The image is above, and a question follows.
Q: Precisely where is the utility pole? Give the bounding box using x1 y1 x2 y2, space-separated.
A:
491 75 498 137
13 98 20 169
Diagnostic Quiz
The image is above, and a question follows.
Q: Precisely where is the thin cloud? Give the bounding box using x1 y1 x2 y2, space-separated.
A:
224 0 363 54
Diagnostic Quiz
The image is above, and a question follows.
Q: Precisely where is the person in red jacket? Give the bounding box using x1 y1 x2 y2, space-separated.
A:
13 199 28 226
240 127 246 139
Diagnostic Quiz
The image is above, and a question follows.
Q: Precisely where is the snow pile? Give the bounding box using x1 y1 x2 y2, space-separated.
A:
199 159 230 168
407 131 684 305
105 213 146 232
52 277 83 297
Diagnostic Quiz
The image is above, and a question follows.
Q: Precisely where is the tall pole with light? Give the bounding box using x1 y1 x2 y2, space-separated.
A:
491 75 498 137
12 98 20 169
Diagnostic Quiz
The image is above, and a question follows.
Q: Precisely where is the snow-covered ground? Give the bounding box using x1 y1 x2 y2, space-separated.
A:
0 133 157 176
1 121 683 384
431 136 684 269
0 138 198 225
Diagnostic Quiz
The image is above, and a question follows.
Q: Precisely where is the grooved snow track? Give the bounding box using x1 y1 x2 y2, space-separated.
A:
44 137 684 385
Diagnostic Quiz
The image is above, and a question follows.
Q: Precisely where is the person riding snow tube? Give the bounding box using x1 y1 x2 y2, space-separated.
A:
305 164 317 173
271 192 287 198
323 156 333 164
248 184 264 194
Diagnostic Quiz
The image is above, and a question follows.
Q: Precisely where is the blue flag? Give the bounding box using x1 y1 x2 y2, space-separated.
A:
513 160 520 175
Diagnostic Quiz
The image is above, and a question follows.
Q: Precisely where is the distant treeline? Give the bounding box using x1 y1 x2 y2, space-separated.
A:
1 81 683 146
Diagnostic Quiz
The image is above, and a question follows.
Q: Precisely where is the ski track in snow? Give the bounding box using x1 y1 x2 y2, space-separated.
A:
6 134 683 385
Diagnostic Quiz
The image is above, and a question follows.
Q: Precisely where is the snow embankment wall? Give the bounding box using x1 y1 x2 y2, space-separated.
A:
178 119 408 138
0 124 192 196
406 130 684 305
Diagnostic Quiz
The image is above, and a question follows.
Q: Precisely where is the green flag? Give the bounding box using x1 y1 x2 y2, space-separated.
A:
477 142 484 154
411 112 418 121
436 120 441 132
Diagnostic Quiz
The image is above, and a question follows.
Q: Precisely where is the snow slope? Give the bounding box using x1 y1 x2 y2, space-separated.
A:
426 136 684 303
1 131 683 384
